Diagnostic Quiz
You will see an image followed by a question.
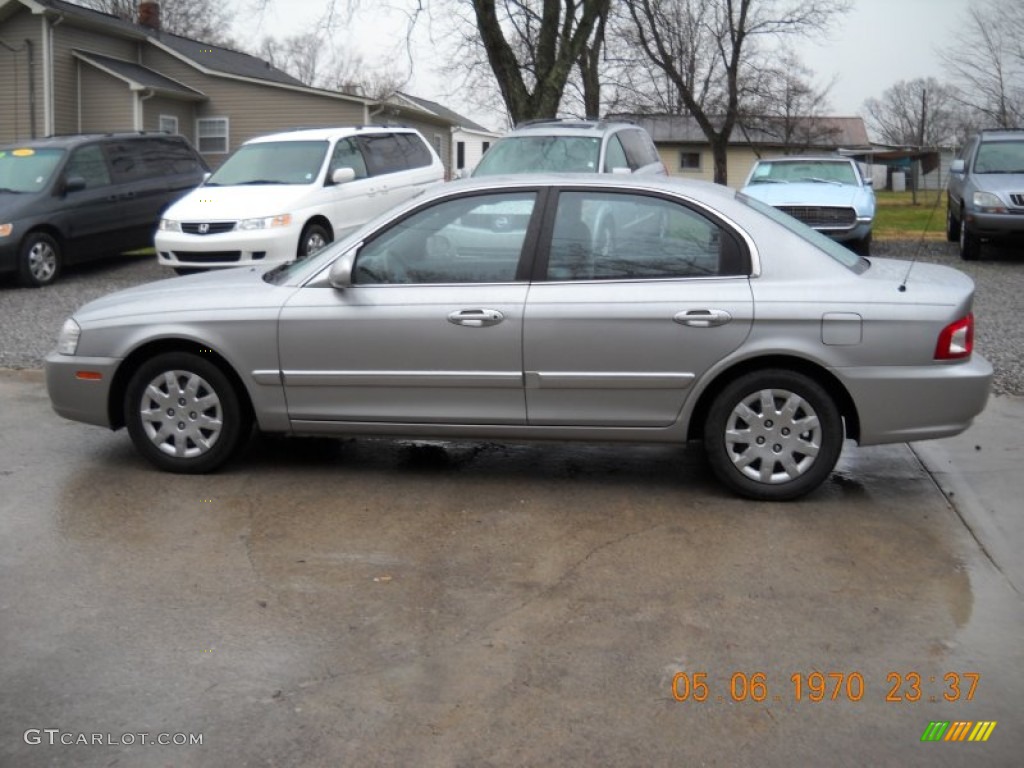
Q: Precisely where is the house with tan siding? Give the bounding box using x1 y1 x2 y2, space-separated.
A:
0 0 479 174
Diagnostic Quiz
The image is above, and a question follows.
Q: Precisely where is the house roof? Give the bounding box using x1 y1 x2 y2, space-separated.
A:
73 50 206 100
615 113 871 148
394 93 496 134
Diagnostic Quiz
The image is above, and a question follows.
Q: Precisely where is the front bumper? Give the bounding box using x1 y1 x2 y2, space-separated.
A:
45 352 120 428
965 210 1024 239
155 226 300 269
839 353 993 445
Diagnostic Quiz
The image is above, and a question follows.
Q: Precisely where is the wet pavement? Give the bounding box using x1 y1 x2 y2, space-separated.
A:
1 369 1022 767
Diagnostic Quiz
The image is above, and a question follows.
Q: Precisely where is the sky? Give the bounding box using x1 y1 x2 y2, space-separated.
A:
231 0 975 131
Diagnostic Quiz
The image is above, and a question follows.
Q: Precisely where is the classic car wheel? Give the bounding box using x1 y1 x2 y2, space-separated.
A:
959 217 981 261
299 223 331 258
18 232 61 287
852 232 872 256
704 370 844 501
125 352 248 473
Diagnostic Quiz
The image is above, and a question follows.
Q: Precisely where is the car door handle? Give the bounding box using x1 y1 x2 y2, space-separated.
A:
674 309 732 328
447 309 504 327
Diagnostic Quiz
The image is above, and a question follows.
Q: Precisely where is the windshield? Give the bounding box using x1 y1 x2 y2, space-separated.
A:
748 159 859 185
974 140 1024 173
474 136 601 175
0 147 64 193
205 140 328 186
737 192 868 272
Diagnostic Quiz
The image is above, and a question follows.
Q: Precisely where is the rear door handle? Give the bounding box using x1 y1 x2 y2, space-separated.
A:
447 309 504 327
674 309 732 328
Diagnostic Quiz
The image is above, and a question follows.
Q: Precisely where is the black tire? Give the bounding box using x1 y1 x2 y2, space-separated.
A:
703 369 844 501
18 231 61 287
959 217 981 261
298 222 331 259
851 232 872 256
173 267 204 276
124 352 249 473
945 204 960 242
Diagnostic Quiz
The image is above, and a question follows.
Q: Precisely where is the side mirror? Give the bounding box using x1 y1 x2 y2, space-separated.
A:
331 167 356 185
202 171 212 183
328 245 359 289
950 158 965 174
610 166 632 175
64 176 86 193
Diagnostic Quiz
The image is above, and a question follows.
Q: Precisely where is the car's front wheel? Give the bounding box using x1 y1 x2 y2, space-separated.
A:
703 370 844 501
124 352 249 473
959 216 981 261
18 231 62 287
946 204 960 242
298 222 331 259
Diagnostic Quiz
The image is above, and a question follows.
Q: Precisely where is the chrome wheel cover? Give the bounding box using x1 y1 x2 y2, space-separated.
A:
28 241 57 282
138 370 223 458
304 231 327 255
724 388 822 484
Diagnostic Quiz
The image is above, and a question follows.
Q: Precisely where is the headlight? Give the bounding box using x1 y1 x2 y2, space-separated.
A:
159 219 182 232
238 214 293 231
57 318 81 356
972 191 1007 213
0 223 12 238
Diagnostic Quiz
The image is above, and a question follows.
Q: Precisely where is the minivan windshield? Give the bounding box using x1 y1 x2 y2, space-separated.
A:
0 147 64 193
474 136 601 175
205 140 328 186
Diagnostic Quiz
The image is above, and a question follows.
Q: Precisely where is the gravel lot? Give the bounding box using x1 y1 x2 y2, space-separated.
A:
1 239 1021 394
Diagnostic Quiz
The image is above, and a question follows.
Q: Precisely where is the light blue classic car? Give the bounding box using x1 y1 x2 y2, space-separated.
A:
739 156 875 255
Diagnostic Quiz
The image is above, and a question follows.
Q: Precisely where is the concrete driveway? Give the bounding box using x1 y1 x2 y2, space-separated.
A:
1 369 1021 767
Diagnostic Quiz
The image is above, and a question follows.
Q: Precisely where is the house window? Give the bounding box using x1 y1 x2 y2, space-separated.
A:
196 117 229 154
158 115 178 134
679 151 701 171
482 141 490 154
456 141 466 170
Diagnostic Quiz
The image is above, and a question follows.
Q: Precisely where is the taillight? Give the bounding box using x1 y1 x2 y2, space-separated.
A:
935 313 974 360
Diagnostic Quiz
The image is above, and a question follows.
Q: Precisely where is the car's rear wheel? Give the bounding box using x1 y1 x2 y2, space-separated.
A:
298 222 331 259
946 204 960 242
959 216 981 261
18 232 61 287
124 352 249 473
704 370 844 501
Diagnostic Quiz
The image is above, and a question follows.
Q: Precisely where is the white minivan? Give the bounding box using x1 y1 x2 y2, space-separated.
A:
155 126 445 272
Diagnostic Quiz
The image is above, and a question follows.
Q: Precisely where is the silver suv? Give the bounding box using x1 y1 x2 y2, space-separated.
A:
947 129 1024 260
472 119 666 176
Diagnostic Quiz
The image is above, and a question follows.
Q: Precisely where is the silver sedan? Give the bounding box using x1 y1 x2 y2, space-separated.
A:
45 175 992 500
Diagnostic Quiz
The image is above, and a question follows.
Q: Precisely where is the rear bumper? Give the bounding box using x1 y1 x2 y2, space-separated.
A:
838 354 993 445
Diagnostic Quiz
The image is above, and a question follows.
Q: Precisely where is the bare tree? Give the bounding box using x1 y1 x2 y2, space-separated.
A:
621 0 851 184
73 0 235 45
862 78 960 146
945 0 1024 129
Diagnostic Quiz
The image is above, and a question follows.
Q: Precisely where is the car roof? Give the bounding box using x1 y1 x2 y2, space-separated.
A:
443 172 737 202
502 119 640 138
0 132 180 150
754 155 854 163
978 129 1024 141
245 126 421 144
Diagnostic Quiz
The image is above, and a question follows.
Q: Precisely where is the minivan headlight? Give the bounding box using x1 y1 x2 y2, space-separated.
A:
238 214 292 230
972 191 1007 213
57 318 81 356
159 219 182 232
0 223 12 238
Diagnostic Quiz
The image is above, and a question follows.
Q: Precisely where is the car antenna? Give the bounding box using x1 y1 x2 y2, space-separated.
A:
898 188 945 292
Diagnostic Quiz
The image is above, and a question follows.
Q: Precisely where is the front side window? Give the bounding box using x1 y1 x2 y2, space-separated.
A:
65 145 110 188
353 192 537 285
603 136 629 172
547 191 748 280
196 117 229 154
206 140 328 186
679 151 701 171
0 147 64 193
473 136 601 175
328 138 368 180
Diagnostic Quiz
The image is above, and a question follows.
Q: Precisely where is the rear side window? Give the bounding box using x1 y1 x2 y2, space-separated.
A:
102 141 148 182
396 132 433 169
151 137 205 175
358 133 413 176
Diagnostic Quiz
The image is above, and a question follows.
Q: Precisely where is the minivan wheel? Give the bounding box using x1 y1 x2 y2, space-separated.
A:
704 370 844 501
124 352 249 473
299 223 331 258
18 232 61 287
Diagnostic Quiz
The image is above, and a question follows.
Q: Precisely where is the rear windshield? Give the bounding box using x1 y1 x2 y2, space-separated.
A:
474 136 600 175
737 192 868 272
205 140 328 186
0 147 64 193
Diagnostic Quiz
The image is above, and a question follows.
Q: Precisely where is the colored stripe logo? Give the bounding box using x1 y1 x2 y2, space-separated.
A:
921 721 996 742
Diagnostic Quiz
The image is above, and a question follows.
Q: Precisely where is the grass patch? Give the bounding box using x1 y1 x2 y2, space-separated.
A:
874 190 948 240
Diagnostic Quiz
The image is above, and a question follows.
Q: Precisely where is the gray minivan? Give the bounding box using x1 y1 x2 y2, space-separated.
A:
0 133 207 286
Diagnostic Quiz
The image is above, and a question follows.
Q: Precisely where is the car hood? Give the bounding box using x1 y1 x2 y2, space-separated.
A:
973 172 1024 195
73 266 288 324
0 190 39 218
163 184 316 220
741 182 864 207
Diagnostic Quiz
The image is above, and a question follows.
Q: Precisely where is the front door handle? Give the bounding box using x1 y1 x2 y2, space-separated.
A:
447 309 504 327
674 309 732 328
